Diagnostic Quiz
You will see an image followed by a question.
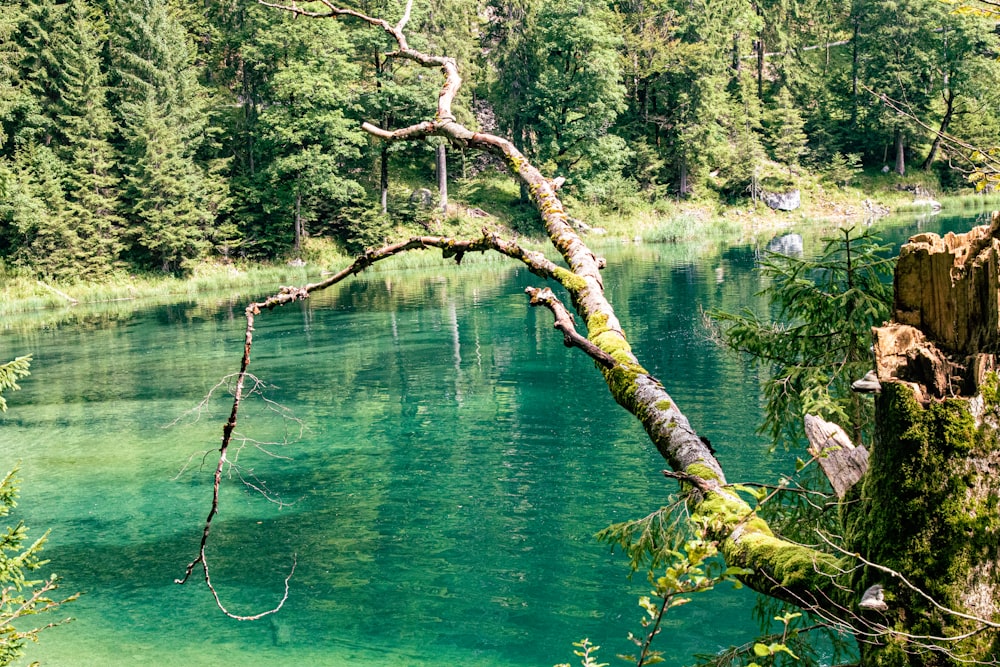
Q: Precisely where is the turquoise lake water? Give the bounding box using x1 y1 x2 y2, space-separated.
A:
1 211 988 666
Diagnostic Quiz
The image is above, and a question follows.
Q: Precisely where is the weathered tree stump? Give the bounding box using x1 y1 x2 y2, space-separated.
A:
851 212 1000 666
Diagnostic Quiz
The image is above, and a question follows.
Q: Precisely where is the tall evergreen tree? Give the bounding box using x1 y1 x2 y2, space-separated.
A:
0 143 66 271
2 0 122 278
52 0 123 277
352 0 439 214
917 11 1000 170
852 0 945 170
14 0 61 147
110 0 230 272
0 1 26 151
253 12 367 254
484 0 542 161
764 85 808 175
524 0 627 179
657 0 760 195
484 0 627 189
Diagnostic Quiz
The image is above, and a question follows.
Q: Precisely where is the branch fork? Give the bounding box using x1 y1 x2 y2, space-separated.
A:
177 0 899 632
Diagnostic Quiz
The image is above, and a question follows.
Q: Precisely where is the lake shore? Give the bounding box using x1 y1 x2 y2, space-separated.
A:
2 187 997 317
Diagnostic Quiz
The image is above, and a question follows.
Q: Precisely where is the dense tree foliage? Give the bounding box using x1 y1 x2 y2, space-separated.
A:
0 0 997 277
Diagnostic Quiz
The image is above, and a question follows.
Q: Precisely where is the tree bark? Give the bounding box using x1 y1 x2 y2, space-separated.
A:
921 90 954 171
757 36 765 99
852 216 1000 665
437 143 447 212
293 190 302 254
851 12 860 124
895 129 905 176
380 144 389 214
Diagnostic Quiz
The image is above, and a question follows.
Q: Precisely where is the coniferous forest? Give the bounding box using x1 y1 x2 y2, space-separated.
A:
1 0 998 279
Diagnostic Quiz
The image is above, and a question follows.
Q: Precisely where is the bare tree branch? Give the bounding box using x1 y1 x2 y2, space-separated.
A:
524 286 617 368
180 0 866 622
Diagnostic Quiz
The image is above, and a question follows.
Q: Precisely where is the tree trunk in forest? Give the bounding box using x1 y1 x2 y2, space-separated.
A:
849 217 1000 665
895 129 905 176
380 144 389 214
376 45 389 214
437 143 447 212
679 158 690 197
293 190 302 254
921 90 954 171
757 40 764 99
851 16 860 124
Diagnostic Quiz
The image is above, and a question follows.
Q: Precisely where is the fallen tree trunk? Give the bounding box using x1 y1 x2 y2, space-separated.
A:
241 0 849 612
177 1 999 663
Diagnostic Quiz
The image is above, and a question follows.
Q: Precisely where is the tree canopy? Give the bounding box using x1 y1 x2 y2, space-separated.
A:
0 0 998 277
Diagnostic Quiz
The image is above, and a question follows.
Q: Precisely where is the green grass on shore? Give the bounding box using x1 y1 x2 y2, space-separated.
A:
2 169 997 317
0 236 522 317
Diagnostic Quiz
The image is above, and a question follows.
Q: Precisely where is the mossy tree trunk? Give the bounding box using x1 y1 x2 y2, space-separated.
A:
850 219 1000 665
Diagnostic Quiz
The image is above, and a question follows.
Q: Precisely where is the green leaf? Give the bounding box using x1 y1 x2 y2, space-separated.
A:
775 611 802 624
724 566 753 576
771 643 800 660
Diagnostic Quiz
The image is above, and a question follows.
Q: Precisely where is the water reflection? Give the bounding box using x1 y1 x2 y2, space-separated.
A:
1 212 989 667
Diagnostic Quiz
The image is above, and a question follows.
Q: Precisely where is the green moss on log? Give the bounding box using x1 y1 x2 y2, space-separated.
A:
552 267 587 293
685 462 722 484
691 489 847 597
586 312 610 338
980 370 1000 411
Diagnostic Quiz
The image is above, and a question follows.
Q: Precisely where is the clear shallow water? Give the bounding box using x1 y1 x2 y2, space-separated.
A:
1 211 988 666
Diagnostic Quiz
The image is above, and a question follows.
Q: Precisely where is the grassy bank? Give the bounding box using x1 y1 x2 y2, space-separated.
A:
0 237 521 317
2 169 996 317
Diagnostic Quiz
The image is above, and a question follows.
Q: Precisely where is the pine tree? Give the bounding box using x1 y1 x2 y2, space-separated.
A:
1 0 135 279
764 86 808 175
0 1 25 151
0 143 70 275
109 0 231 272
512 0 628 179
712 228 894 449
59 1 124 276
483 0 634 205
655 0 761 195
14 0 61 147
253 12 367 254
484 0 542 162
348 0 439 215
